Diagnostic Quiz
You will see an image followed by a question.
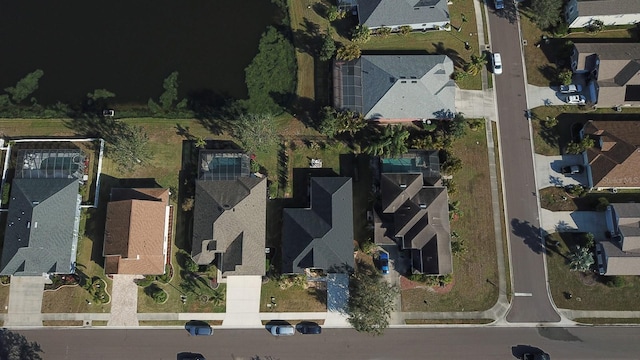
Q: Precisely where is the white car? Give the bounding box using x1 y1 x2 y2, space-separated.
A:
492 53 502 75
560 84 583 94
566 95 586 105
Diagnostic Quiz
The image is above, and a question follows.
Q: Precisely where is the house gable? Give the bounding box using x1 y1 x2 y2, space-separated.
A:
103 188 170 275
191 176 266 276
281 177 354 274
1 178 80 276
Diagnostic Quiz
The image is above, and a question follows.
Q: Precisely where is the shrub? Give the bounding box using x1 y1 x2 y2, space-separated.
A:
606 276 625 288
157 265 172 283
135 275 155 287
558 69 573 86
585 19 604 33
351 25 371 43
595 197 610 212
399 25 412 35
375 27 392 37
452 71 468 81
184 256 199 273
1 183 10 205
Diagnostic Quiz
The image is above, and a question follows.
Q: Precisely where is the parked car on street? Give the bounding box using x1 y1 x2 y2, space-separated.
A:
270 324 295 336
296 322 322 335
561 165 584 174
560 84 582 94
379 251 389 275
185 322 213 336
565 95 586 105
523 351 550 360
492 53 502 75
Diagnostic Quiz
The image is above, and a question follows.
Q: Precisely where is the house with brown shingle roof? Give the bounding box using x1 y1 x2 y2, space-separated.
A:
582 120 640 189
376 172 452 275
103 188 171 275
598 203 640 275
570 43 640 107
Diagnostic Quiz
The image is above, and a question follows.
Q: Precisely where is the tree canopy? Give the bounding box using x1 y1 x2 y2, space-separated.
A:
319 34 336 62
159 71 180 110
569 246 594 272
530 0 563 30
0 329 43 360
231 113 278 153
4 69 44 104
106 123 153 172
347 268 399 335
364 125 410 158
244 26 296 115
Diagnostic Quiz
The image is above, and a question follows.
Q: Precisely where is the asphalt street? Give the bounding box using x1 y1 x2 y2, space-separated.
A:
17 327 640 360
488 4 560 322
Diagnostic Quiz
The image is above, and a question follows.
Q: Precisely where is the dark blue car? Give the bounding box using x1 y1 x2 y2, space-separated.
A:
495 0 504 9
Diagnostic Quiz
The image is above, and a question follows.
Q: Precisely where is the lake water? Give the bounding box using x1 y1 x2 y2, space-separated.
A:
0 0 280 105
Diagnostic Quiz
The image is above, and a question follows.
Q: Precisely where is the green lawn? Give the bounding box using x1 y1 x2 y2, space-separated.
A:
402 127 499 311
547 232 640 310
260 277 327 312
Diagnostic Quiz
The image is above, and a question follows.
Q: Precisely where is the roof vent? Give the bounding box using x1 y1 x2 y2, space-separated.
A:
400 183 407 188
411 81 417 83
419 204 427 209
32 201 39 205
222 204 231 210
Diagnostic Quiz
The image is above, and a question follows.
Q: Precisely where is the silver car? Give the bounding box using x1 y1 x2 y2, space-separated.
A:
560 84 582 94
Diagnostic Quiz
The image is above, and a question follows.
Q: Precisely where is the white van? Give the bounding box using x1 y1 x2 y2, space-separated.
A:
492 53 502 75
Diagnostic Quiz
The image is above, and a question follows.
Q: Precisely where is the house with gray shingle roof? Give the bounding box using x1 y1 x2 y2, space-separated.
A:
333 54 455 122
1 178 81 276
570 43 640 107
564 0 640 29
598 203 640 275
581 120 640 189
281 177 354 274
357 0 450 31
191 151 266 278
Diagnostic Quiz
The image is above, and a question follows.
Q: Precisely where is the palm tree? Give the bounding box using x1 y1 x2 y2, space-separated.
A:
464 53 487 76
364 125 409 157
569 246 594 272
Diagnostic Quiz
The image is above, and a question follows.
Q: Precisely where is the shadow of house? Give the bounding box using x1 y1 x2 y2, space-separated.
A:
103 188 171 275
599 203 640 275
332 55 456 122
281 177 354 275
1 148 86 276
191 150 266 281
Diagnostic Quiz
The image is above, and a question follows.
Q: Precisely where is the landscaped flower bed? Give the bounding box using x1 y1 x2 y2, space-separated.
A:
45 274 80 291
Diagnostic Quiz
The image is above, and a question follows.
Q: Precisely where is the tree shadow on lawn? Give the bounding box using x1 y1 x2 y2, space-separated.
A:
293 18 321 56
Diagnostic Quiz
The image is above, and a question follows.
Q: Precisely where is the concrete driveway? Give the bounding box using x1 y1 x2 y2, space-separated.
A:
222 275 262 327
540 209 607 237
5 276 46 326
534 154 586 189
108 274 141 327
527 85 566 108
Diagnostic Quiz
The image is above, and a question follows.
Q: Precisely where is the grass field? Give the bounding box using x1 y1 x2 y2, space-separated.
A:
402 127 499 311
260 278 327 312
547 232 640 310
574 318 640 325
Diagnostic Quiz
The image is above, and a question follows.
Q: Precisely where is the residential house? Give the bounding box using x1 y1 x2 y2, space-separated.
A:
581 120 640 189
103 188 171 275
357 0 450 31
570 43 640 107
1 149 84 276
564 0 640 28
191 151 266 278
333 55 456 122
281 177 354 274
598 203 640 275
375 168 452 275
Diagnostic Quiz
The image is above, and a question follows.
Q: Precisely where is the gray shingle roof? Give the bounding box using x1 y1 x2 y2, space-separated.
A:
358 0 450 28
380 173 452 275
335 55 455 120
281 177 354 274
577 0 640 17
1 178 81 276
191 177 266 276
600 240 640 275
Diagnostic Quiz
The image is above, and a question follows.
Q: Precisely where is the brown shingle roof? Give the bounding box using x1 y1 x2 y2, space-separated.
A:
584 120 640 188
103 188 170 275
